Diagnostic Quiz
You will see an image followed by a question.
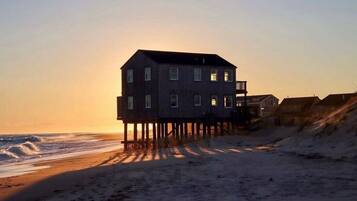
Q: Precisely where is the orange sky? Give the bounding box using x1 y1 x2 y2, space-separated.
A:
0 1 356 134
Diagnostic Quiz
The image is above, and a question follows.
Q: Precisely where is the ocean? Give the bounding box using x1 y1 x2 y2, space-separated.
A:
0 133 122 178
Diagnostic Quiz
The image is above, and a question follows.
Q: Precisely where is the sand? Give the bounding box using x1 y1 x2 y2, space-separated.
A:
1 132 357 201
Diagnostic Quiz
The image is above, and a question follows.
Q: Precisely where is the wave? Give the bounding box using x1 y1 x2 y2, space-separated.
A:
0 135 43 144
0 141 40 161
0 150 20 160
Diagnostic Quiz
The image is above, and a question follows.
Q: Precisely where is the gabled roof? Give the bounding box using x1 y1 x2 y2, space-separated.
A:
317 93 357 106
138 49 236 67
237 94 277 103
280 96 320 106
277 96 321 114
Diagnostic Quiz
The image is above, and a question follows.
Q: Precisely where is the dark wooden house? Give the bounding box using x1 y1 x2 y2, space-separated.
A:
311 93 357 114
117 50 247 149
276 96 320 125
237 94 279 118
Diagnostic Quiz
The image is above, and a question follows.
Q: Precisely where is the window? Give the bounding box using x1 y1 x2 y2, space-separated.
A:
210 69 218 81
145 95 151 109
194 94 201 106
224 70 233 82
211 95 218 107
193 68 202 81
170 94 178 108
127 69 133 83
169 67 179 80
144 67 151 81
224 96 233 108
128 96 134 110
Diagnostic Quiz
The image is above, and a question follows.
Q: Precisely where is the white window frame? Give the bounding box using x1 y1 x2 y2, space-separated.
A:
169 67 179 81
193 68 202 81
224 70 233 82
144 67 151 81
210 69 218 82
211 95 218 107
145 95 151 109
127 69 133 83
128 96 134 110
170 94 178 108
224 96 233 108
194 94 201 106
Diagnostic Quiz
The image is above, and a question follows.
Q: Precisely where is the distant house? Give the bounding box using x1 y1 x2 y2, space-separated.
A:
117 49 247 149
312 93 357 114
236 94 279 117
276 96 321 125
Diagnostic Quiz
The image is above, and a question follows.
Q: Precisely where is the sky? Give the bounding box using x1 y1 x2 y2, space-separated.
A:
0 0 356 134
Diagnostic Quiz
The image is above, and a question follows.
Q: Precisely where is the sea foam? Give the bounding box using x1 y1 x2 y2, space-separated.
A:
0 150 20 160
7 141 40 156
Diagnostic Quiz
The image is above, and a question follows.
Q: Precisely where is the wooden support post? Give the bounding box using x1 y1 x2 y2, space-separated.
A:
184 122 188 137
161 123 165 139
145 123 149 145
220 121 224 135
164 122 168 138
191 122 195 136
196 122 200 137
207 122 211 136
157 123 161 140
175 122 179 139
179 122 184 140
172 122 176 138
153 122 157 142
141 123 145 147
202 122 207 137
214 121 218 135
124 122 128 151
134 123 138 146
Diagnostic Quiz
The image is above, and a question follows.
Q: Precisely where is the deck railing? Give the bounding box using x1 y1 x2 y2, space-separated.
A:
236 81 247 94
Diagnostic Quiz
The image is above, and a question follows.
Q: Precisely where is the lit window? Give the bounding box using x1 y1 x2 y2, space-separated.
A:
194 94 201 106
128 96 134 110
211 95 218 107
145 95 151 108
224 96 233 108
169 67 179 80
224 70 233 82
193 68 202 81
170 94 178 108
144 67 151 81
210 69 218 81
127 69 133 83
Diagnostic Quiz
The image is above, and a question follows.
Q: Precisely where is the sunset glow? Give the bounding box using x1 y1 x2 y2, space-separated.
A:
1 0 356 134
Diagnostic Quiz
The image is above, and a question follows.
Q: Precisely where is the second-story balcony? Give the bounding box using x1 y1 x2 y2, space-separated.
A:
236 81 247 94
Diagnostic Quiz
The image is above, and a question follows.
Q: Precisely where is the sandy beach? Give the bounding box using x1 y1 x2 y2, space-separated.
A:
1 129 356 201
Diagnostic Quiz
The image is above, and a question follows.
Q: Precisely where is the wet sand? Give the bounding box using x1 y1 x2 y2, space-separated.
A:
0 134 123 201
2 133 357 201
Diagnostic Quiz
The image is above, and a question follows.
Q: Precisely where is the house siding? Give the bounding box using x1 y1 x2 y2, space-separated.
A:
120 51 159 122
158 64 236 119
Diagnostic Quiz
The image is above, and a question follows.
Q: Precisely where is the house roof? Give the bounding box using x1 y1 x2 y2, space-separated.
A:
236 94 277 103
317 93 357 106
276 96 321 114
279 96 321 106
138 49 236 67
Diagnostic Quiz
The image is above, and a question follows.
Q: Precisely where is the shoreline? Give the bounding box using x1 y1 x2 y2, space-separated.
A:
0 134 124 201
0 149 124 201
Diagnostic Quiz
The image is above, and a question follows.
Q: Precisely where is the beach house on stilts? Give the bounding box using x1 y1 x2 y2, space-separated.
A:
117 50 247 150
